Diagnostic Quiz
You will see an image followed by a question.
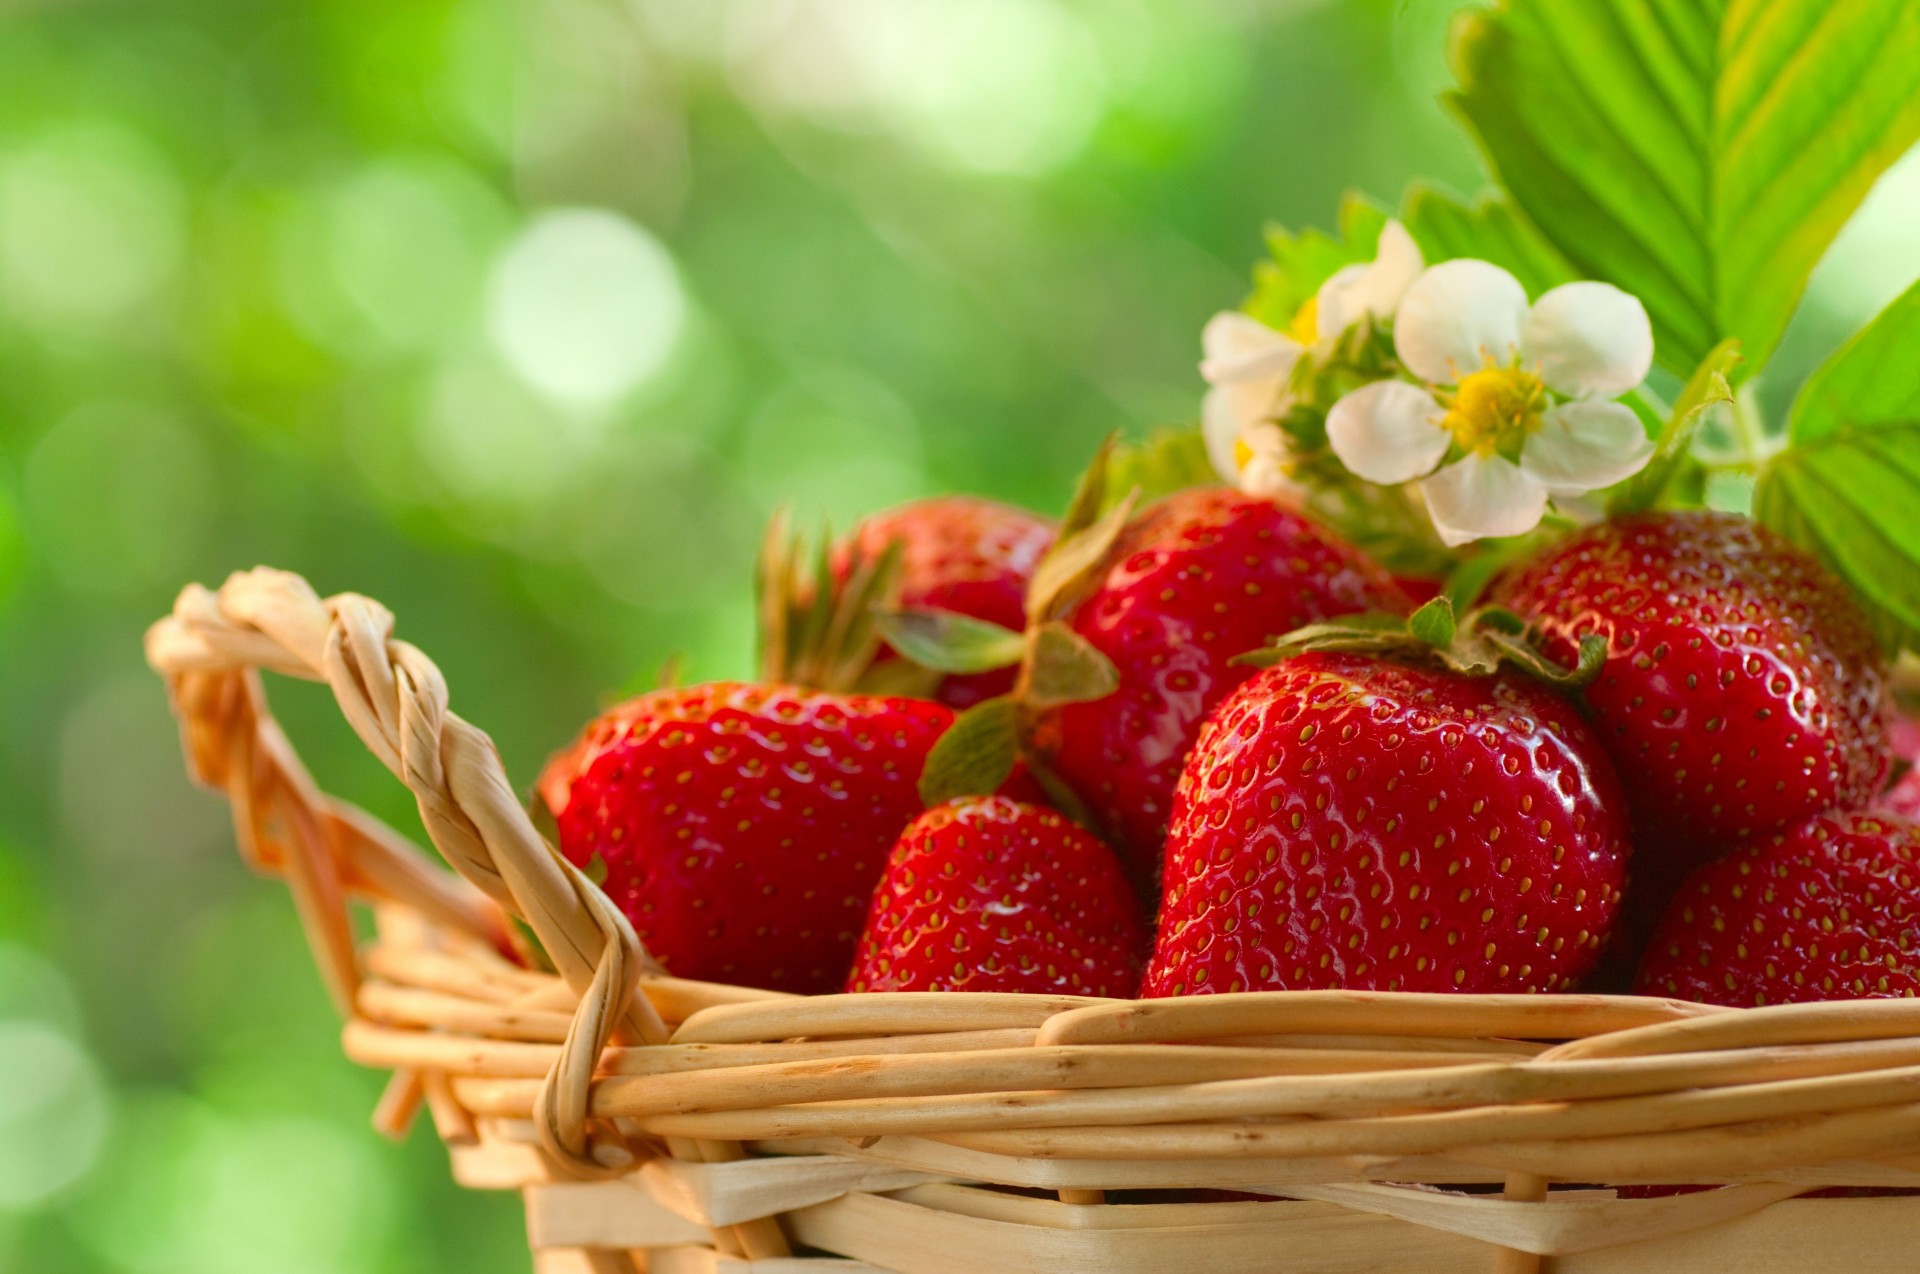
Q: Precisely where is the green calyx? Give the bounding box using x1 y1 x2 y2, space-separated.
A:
888 437 1137 810
1237 594 1607 692
757 509 927 696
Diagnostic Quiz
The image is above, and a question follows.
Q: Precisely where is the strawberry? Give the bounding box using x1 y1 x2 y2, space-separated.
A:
834 497 1055 709
1143 634 1631 996
551 681 952 993
1032 487 1409 888
1493 511 1889 873
845 796 1142 995
1635 809 1920 1006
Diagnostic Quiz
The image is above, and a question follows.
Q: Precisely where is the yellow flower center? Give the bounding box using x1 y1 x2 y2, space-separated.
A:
1287 296 1320 346
1444 366 1546 457
1233 437 1254 471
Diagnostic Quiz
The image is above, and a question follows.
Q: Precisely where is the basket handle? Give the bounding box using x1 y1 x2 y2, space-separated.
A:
146 566 664 1175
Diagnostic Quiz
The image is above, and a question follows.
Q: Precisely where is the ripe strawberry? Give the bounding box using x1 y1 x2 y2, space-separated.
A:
836 497 1055 709
551 681 952 993
846 796 1142 995
1143 650 1630 996
1636 809 1920 1006
1493 511 1889 870
1032 488 1409 887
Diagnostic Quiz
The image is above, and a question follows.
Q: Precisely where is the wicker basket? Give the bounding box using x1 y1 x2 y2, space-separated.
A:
146 567 1920 1273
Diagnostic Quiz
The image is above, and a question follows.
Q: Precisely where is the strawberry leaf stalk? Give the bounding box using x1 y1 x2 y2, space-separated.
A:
1145 600 1630 997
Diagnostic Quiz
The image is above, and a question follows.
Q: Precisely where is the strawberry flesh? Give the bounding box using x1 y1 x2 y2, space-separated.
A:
1636 809 1920 1006
553 682 952 993
1494 511 1889 872
1034 488 1408 893
846 796 1142 995
1144 651 1631 996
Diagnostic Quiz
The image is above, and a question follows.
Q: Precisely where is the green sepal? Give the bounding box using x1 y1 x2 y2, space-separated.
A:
756 508 905 692
1610 340 1742 515
1104 427 1219 513
873 608 1026 675
1023 622 1120 711
918 694 1021 808
1058 433 1117 540
1236 601 1605 692
1026 487 1139 624
1407 596 1457 650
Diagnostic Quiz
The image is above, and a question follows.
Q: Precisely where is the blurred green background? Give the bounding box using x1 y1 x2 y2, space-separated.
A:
2 0 1916 1269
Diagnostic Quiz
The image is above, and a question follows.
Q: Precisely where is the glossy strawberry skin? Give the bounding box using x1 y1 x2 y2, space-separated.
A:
838 496 1055 709
1493 512 1889 867
553 682 953 993
1033 489 1408 890
1143 652 1631 997
1636 810 1920 1006
846 796 1143 996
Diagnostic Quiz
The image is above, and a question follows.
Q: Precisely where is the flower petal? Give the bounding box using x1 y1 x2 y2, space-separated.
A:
1325 380 1450 484
1521 399 1654 495
1392 259 1530 386
1200 312 1303 385
1418 453 1549 547
1521 281 1654 397
1314 220 1425 342
1201 387 1244 482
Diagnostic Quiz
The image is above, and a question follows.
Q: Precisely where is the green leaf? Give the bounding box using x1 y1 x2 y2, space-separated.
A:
1023 622 1120 710
1398 183 1575 300
1790 277 1920 445
918 695 1021 807
1448 0 1920 379
1244 192 1389 328
1758 278 1920 651
1407 595 1458 649
1609 338 1742 514
1755 426 1920 651
873 608 1025 675
1105 427 1220 512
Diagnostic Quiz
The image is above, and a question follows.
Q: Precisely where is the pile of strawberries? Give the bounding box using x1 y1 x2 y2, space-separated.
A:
538 449 1912 1009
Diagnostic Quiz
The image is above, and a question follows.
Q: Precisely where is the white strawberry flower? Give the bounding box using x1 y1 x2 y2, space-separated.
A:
1325 260 1655 546
1200 220 1425 488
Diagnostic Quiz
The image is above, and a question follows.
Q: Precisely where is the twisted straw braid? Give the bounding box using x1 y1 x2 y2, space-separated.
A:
146 569 790 1258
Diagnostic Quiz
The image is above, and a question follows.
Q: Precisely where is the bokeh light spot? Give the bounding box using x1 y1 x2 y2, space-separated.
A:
325 154 510 352
730 0 1107 175
486 208 687 408
0 1021 109 1210
0 121 187 330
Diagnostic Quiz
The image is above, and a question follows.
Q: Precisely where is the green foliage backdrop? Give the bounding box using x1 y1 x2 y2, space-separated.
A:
0 0 1914 1269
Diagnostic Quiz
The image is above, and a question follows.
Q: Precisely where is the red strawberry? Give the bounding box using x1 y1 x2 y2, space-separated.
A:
1143 650 1630 996
1636 809 1920 1006
1494 512 1889 874
551 682 952 993
836 497 1055 709
1033 488 1409 888
846 796 1142 995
